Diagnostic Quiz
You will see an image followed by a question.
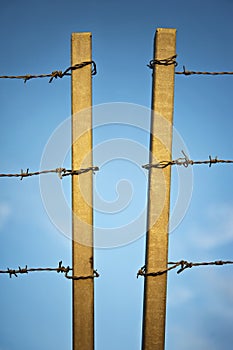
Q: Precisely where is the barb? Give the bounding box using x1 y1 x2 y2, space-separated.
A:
147 55 178 69
0 166 99 180
137 260 233 278
0 261 100 280
142 151 233 170
0 61 97 83
176 65 233 76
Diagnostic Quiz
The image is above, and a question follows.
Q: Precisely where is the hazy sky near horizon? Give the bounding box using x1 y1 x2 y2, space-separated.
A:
0 1 233 349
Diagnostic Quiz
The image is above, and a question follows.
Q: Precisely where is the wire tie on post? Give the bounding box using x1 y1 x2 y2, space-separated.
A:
77 61 97 75
72 166 99 176
65 268 100 280
62 61 97 77
147 54 178 69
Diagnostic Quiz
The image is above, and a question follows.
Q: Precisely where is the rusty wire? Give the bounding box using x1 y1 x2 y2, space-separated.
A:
176 66 233 76
142 151 233 170
147 56 233 76
137 260 233 278
147 55 178 69
0 261 99 280
0 61 97 83
0 166 99 180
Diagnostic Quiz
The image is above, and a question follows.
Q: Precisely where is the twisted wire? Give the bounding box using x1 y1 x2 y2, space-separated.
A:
137 260 233 278
0 61 97 83
142 151 233 170
147 56 233 76
0 166 99 180
0 261 99 280
176 66 233 76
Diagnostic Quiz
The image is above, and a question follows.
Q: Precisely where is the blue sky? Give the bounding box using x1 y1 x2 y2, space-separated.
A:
0 1 233 349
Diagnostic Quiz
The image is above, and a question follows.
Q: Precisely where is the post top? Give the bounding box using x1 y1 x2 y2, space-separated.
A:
156 28 176 33
72 32 92 39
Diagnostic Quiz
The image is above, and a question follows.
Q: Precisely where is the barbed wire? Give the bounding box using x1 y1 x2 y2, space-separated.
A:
176 66 233 76
0 166 99 180
137 260 233 278
1 152 231 179
147 56 233 76
142 151 233 170
0 261 99 280
0 61 97 83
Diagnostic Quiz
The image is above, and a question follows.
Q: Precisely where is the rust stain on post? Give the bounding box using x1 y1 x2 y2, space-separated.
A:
71 32 94 350
142 28 176 350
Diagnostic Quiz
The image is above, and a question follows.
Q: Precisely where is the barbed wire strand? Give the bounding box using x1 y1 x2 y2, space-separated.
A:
147 56 233 76
176 66 233 76
137 260 233 278
142 151 233 170
0 166 99 180
0 261 99 280
0 61 97 83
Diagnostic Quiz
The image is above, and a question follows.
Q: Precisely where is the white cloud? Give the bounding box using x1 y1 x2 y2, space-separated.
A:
190 203 233 249
0 202 11 230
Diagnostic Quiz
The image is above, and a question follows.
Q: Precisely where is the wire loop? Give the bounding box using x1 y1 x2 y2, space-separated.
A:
147 55 178 69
